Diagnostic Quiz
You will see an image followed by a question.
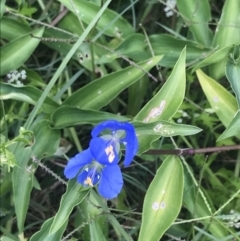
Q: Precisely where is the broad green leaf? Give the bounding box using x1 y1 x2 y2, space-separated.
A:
218 110 240 141
191 45 233 73
30 217 67 241
58 0 134 38
149 34 210 67
63 56 163 109
133 120 202 137
0 17 31 41
211 0 240 79
50 180 89 234
138 156 184 241
0 28 44 76
135 48 186 153
0 83 59 114
196 69 238 127
225 46 240 107
51 106 129 129
177 0 212 46
12 120 60 232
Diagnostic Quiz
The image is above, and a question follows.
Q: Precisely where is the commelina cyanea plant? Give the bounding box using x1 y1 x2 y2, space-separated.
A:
64 120 139 199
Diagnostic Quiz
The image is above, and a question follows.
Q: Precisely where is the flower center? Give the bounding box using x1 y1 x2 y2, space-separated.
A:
82 162 102 187
105 145 115 163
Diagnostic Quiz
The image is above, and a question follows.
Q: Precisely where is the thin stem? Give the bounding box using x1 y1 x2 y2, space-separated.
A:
144 144 240 156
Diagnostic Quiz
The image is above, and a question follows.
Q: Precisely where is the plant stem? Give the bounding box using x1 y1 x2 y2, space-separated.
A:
144 144 240 155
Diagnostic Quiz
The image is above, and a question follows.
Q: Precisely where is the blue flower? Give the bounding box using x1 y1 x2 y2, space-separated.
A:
90 120 138 167
64 149 123 199
64 120 138 199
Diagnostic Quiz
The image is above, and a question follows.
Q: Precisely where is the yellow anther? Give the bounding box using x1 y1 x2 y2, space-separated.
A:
84 177 93 187
105 145 115 163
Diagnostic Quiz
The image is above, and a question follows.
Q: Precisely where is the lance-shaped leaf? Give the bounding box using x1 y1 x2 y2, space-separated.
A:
0 28 44 76
50 180 89 234
133 120 202 137
51 106 129 129
191 45 233 73
63 56 163 110
149 34 210 67
12 120 60 232
196 69 238 127
30 217 67 241
225 46 240 107
177 0 212 46
135 48 186 153
211 0 240 79
0 83 59 114
98 34 149 63
218 110 240 141
138 156 184 241
0 16 32 41
58 0 134 38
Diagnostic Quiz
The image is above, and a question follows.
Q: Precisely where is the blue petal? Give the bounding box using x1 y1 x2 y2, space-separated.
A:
89 137 119 165
91 120 123 137
77 167 101 187
64 149 93 179
121 123 139 166
98 165 123 199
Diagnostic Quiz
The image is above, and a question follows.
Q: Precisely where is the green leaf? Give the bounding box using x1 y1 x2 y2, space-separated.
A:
98 34 150 63
63 56 163 109
138 156 184 241
213 0 240 48
1 237 16 241
0 17 32 41
30 217 68 241
177 0 212 46
12 120 60 232
183 165 228 238
135 48 186 153
133 120 202 137
51 105 129 129
0 0 6 18
211 0 240 79
58 0 134 38
191 45 233 73
218 110 240 141
89 221 108 241
225 46 240 107
196 69 238 127
149 34 210 67
0 172 12 197
50 180 89 234
0 83 59 114
0 28 44 76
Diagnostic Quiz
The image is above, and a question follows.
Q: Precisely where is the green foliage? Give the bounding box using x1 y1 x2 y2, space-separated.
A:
1 0 240 241
139 156 184 241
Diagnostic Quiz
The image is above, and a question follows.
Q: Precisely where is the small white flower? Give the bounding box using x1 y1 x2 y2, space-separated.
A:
164 0 176 17
6 69 27 86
